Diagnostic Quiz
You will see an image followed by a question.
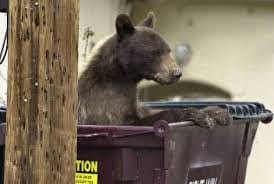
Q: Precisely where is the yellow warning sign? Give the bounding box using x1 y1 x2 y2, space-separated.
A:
75 173 98 184
75 160 98 184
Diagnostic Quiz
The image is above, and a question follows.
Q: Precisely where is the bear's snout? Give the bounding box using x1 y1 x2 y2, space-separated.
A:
173 68 182 79
153 53 182 85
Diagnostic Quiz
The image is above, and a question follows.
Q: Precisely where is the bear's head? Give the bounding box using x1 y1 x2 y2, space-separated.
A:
115 12 182 85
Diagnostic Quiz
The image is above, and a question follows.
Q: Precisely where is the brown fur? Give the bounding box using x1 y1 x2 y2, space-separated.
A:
78 12 232 127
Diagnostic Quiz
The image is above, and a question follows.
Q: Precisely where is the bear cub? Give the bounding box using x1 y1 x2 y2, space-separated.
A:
78 12 232 128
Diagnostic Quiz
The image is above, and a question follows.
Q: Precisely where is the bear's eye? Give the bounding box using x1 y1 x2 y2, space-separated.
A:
152 50 161 55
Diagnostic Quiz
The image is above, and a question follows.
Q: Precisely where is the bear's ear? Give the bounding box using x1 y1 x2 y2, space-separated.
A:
138 12 156 29
116 14 135 41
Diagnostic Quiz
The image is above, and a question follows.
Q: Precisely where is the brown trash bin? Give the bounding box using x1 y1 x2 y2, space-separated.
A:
0 101 273 184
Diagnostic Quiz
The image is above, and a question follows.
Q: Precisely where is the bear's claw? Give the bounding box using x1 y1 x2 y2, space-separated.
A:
201 106 233 126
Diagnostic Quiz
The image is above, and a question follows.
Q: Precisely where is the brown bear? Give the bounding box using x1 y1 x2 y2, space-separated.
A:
78 12 232 128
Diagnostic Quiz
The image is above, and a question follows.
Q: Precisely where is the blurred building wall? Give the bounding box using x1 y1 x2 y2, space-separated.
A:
78 0 131 73
131 2 274 184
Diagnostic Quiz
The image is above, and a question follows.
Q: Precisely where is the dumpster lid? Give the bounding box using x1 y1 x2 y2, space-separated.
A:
144 101 273 124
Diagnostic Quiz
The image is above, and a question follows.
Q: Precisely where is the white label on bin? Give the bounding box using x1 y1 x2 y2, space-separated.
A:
187 164 222 184
189 177 218 184
75 160 98 184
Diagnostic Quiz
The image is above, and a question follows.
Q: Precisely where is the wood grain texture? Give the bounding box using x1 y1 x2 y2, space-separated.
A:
4 0 79 183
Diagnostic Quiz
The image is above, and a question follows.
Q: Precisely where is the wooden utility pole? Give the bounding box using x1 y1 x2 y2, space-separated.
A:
4 0 79 183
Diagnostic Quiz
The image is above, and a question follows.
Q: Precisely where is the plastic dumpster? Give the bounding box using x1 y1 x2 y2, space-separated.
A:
0 101 273 184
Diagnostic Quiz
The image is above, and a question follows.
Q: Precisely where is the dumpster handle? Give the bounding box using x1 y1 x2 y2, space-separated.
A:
259 110 273 124
77 132 109 138
78 130 155 139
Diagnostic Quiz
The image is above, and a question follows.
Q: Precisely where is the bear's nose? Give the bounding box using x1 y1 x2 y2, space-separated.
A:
173 69 182 79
